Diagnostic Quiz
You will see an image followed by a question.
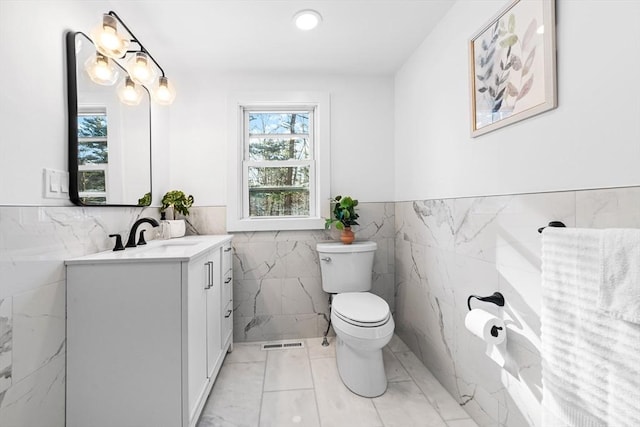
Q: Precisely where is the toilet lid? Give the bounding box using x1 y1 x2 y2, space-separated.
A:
332 293 390 326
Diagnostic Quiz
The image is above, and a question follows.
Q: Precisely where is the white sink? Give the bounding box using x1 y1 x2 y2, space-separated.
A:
65 235 233 264
137 241 201 254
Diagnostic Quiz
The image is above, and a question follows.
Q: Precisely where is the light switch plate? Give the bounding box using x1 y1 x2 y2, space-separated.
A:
44 168 69 199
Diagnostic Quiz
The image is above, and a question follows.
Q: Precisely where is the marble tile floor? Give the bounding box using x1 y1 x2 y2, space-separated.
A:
197 335 478 427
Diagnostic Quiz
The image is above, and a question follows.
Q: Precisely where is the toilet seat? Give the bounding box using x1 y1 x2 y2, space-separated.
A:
332 292 390 327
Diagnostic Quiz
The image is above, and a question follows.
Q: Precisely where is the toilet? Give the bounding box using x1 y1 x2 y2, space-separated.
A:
316 241 395 397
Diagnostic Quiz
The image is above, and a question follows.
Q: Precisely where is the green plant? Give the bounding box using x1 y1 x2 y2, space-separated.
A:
325 195 359 230
137 192 151 206
160 190 194 216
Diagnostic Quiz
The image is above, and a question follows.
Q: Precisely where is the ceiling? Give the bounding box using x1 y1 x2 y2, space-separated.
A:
109 0 455 75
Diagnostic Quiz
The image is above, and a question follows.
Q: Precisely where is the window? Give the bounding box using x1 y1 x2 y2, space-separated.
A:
228 93 330 231
246 109 313 217
77 110 108 204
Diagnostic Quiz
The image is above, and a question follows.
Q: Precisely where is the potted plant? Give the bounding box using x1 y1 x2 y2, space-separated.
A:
325 195 359 244
160 190 194 218
159 190 194 238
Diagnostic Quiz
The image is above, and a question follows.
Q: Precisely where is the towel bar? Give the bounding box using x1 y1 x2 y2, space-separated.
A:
538 221 566 234
467 292 505 311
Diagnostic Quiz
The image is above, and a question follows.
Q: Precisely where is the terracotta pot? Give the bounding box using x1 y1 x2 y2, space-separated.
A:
340 227 355 244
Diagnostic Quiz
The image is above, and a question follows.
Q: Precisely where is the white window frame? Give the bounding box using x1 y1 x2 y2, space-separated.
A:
227 92 330 232
77 109 109 202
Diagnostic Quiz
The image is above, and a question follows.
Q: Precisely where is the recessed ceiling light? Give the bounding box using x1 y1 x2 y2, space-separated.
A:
294 9 322 31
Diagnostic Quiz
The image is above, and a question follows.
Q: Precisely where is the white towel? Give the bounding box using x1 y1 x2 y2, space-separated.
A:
541 228 640 427
599 229 640 324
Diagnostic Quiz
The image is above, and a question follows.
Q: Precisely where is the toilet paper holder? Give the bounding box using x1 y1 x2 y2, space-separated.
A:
467 291 505 311
467 292 505 337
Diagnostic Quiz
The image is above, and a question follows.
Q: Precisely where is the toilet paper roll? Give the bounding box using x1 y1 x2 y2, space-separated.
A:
464 308 506 345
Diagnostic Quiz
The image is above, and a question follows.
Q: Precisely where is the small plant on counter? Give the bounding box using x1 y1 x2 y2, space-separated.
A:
160 190 194 217
325 195 359 230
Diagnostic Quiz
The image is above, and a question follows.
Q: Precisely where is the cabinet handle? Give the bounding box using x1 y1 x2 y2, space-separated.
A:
224 309 232 318
209 261 214 289
224 277 232 284
205 261 213 289
224 247 232 252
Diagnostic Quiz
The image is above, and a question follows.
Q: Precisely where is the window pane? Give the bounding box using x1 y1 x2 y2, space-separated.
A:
248 137 309 161
248 166 309 216
78 170 106 193
80 196 107 205
78 114 108 165
78 141 108 164
78 115 107 137
248 113 309 135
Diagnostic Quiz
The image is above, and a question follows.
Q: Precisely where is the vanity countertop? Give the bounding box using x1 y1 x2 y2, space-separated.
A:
65 235 233 265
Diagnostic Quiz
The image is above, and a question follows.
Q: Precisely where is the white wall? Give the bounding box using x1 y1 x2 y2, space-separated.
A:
0 1 395 207
0 0 170 206
168 70 395 205
394 0 640 202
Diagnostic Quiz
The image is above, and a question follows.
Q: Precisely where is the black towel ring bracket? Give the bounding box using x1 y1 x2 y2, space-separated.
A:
467 292 505 311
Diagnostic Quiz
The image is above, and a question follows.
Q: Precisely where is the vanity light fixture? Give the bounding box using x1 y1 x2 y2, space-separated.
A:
126 52 157 86
90 14 129 58
117 77 143 106
90 11 176 105
293 9 322 31
153 76 176 105
84 52 119 86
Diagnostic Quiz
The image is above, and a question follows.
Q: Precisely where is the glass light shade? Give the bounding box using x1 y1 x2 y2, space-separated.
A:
294 10 322 30
153 76 176 105
118 77 143 105
90 14 129 58
127 52 157 86
84 52 119 86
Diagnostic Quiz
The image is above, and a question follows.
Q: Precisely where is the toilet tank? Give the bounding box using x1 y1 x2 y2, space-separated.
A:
316 241 377 293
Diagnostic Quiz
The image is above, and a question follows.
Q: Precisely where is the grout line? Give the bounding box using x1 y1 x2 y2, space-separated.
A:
257 349 268 426
262 387 315 394
307 339 324 427
370 392 385 426
394 351 446 412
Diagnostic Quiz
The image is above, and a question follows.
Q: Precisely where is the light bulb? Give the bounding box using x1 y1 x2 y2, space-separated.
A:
127 52 157 86
118 77 143 106
99 26 121 50
294 10 322 31
90 14 129 58
84 52 119 86
153 76 176 105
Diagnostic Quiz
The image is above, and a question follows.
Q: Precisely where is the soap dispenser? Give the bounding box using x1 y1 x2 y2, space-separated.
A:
158 212 171 240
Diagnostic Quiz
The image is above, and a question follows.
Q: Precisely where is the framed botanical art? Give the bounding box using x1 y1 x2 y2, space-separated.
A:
469 0 557 137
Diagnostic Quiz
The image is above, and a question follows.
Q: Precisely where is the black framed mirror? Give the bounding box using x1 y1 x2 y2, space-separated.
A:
66 31 152 206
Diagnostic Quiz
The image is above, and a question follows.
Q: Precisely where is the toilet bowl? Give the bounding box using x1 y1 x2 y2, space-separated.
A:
331 292 394 397
316 241 395 398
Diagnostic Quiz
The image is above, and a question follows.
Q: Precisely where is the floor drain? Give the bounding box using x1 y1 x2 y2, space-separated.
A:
261 341 304 351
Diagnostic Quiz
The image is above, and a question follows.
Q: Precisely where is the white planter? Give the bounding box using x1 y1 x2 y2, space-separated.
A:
167 219 186 238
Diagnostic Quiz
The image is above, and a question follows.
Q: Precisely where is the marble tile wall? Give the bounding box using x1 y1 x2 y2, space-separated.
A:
1 187 636 426
0 201 393 425
187 202 396 342
0 205 159 426
394 187 640 427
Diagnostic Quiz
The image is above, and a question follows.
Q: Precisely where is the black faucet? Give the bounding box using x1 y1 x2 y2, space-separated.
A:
125 217 160 248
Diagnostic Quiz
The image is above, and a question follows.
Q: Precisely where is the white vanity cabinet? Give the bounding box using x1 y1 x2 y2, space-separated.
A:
221 241 233 350
66 235 233 427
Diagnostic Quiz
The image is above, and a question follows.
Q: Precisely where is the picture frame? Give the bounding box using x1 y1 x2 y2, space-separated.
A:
469 0 556 137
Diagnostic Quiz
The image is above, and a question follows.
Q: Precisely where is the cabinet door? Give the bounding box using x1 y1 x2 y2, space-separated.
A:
221 243 233 349
187 251 211 422
221 244 233 307
205 247 223 378
220 242 233 351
